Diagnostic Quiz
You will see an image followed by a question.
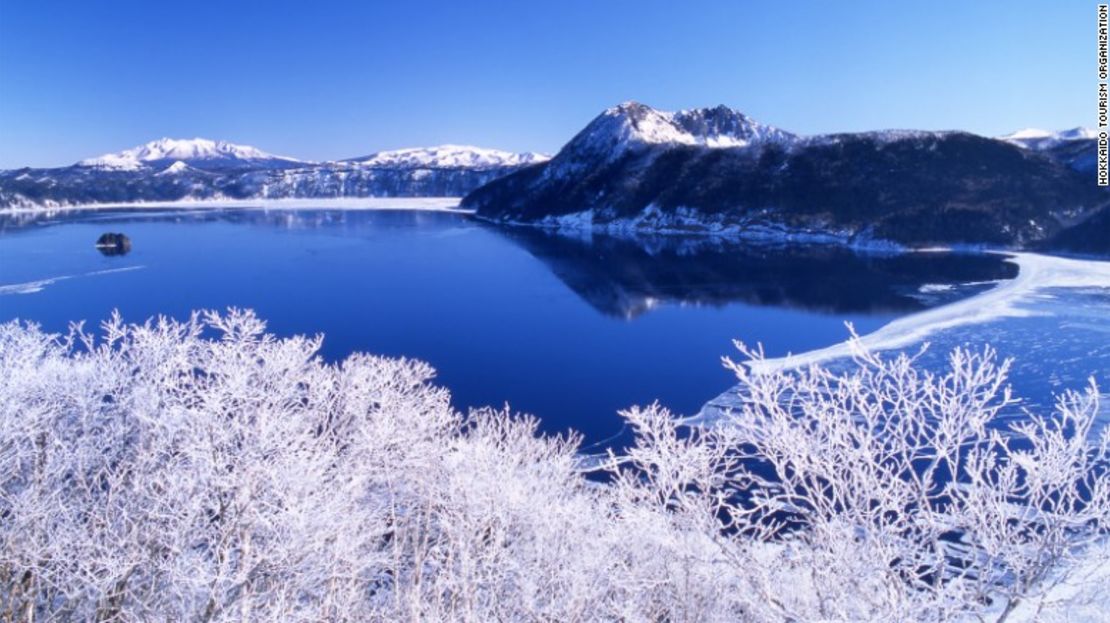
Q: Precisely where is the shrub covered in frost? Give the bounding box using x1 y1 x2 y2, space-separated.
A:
0 310 1106 621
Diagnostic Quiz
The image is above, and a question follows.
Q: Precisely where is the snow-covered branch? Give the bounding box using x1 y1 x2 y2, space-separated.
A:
0 311 1105 621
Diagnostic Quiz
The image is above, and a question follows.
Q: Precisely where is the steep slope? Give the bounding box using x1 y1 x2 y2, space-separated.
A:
1040 204 1110 255
463 103 1106 249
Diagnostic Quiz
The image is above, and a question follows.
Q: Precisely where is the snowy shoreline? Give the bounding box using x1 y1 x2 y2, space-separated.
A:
755 252 1110 371
0 196 469 215
698 251 1110 419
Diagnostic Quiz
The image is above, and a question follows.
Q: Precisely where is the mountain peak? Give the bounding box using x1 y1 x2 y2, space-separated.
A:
609 100 654 114
154 160 192 176
1000 128 1053 140
999 127 1096 150
573 102 796 158
78 138 304 170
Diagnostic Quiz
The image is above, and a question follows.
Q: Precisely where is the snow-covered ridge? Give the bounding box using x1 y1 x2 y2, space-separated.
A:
347 145 549 169
576 102 1094 153
573 101 797 156
999 127 1097 150
557 102 990 159
79 138 305 170
73 139 548 172
803 129 965 145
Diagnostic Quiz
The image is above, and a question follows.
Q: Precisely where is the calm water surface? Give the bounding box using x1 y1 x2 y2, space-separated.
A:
0 208 1015 446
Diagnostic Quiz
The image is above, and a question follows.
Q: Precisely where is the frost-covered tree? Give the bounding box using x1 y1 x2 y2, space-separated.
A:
0 310 1106 622
618 340 1110 622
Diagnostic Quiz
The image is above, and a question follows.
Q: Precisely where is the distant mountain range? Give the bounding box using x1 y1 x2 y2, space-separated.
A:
76 137 307 171
0 139 549 209
462 102 1106 252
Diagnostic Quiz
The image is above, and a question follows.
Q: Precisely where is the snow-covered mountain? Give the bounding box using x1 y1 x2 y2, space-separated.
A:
564 101 794 159
154 161 193 176
347 145 548 169
462 102 1108 251
79 138 306 170
538 101 796 180
1 140 547 209
998 127 1097 150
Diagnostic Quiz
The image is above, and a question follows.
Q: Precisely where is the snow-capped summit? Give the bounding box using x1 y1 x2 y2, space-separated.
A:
1001 128 1055 141
78 138 305 170
347 145 549 169
154 160 192 176
559 102 796 163
999 127 1097 150
536 101 799 177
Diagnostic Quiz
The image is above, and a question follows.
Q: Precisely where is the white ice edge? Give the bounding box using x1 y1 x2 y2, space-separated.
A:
697 251 1110 418
0 266 145 296
757 252 1110 373
0 197 471 215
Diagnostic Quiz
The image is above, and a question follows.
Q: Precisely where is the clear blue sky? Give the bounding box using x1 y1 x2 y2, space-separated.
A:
0 0 1093 168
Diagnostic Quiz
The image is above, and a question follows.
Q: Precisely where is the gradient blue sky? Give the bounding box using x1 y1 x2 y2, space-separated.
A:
0 0 1093 168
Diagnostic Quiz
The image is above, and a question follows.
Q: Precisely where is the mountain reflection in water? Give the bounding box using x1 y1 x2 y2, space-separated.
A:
497 227 1019 319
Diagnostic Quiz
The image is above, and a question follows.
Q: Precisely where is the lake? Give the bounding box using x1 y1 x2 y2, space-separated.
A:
0 207 1022 446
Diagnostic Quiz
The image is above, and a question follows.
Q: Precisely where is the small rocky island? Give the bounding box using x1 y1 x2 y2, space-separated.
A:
95 232 131 256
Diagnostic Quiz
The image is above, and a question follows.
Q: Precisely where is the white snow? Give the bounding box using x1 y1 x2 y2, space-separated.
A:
74 140 547 171
607 102 708 147
1058 127 1099 140
1002 128 1055 140
987 539 1110 623
155 161 191 176
999 127 1097 150
0 196 469 216
0 266 145 295
918 283 955 293
607 102 794 149
349 145 550 169
720 252 1110 376
803 129 963 146
554 102 797 166
78 138 305 169
573 103 984 154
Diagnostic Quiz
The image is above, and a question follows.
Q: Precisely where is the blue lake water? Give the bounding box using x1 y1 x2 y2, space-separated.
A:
0 208 1019 446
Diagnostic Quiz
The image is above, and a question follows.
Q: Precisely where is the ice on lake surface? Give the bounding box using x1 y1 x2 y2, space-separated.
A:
704 253 1110 435
3 207 1104 446
887 286 1110 427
